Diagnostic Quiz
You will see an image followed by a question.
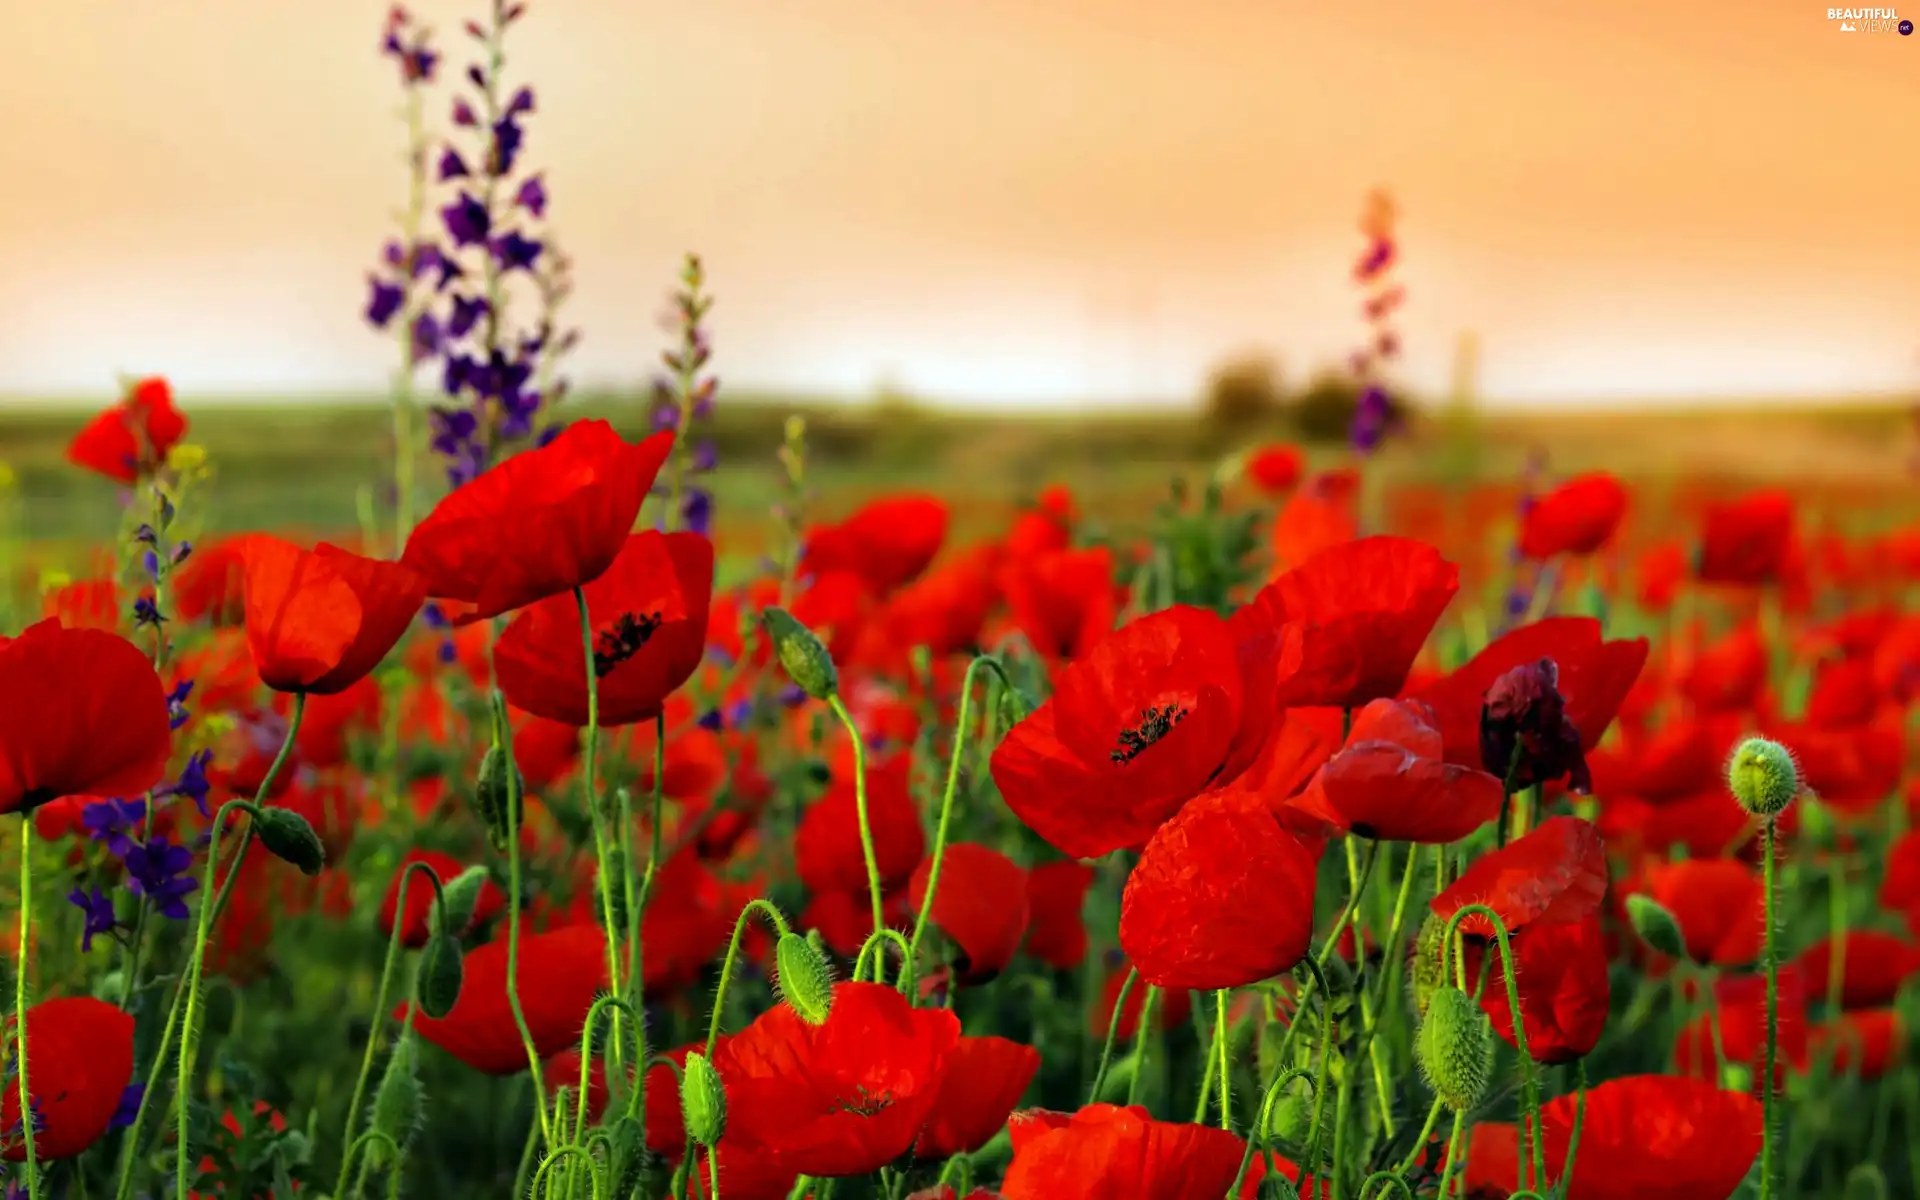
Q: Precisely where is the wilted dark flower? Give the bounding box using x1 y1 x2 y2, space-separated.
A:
1479 657 1591 793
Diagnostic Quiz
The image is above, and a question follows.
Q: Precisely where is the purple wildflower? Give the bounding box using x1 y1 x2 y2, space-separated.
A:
110 1082 146 1130
82 797 147 858
67 886 118 952
124 836 199 920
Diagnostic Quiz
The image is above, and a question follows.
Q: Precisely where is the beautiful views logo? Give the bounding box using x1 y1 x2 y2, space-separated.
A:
1827 6 1913 31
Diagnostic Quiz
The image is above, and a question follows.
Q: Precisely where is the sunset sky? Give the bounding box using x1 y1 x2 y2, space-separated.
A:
0 0 1914 409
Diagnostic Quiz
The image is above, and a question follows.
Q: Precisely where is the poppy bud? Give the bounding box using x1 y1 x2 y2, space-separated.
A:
997 682 1037 728
416 933 464 1019
1408 912 1448 1020
474 742 524 852
678 1050 727 1147
430 865 492 938
1727 736 1798 820
253 806 325 876
367 1036 422 1169
1479 657 1592 793
760 606 838 700
604 1115 661 1199
773 931 836 1025
1263 1089 1314 1150
1624 893 1687 959
1415 985 1494 1112
1845 1164 1889 1200
1258 1177 1301 1200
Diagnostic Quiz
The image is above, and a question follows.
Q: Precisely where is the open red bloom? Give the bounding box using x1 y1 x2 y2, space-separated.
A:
0 619 172 815
378 849 505 949
908 843 1031 985
797 754 926 894
991 605 1289 859
1288 697 1505 842
805 494 949 596
1464 1075 1760 1200
1696 489 1795 587
402 421 671 620
1432 816 1608 940
1235 535 1458 709
1465 913 1609 1064
1639 858 1764 967
494 531 713 726
1518 472 1628 559
41 578 120 631
1022 861 1096 969
1794 930 1920 1010
66 376 187 484
1811 1008 1903 1080
1120 791 1319 990
719 981 960 1177
1000 1104 1246 1199
1412 617 1647 770
0 997 135 1160
172 534 255 626
1000 546 1122 662
1245 443 1306 495
405 924 610 1075
240 537 426 694
914 1035 1041 1159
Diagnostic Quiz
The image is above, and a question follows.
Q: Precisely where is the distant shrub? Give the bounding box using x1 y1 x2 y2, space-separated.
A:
1202 354 1286 434
1292 370 1409 445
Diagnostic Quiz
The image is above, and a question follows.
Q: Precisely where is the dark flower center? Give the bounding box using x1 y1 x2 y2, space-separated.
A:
827 1084 895 1118
592 612 663 677
1110 703 1188 765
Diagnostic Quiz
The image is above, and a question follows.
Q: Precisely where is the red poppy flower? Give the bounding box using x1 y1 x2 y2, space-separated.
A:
172 535 255 626
281 676 382 768
805 494 949 596
1245 443 1306 495
405 924 610 1075
378 849 505 949
1022 861 1096 969
796 753 926 895
402 421 672 621
914 1035 1042 1159
1802 655 1879 731
1235 535 1457 709
0 997 136 1160
41 578 120 631
1287 698 1505 843
717 980 960 1177
1464 1075 1761 1200
990 605 1288 859
66 376 187 484
0 620 172 815
493 531 713 727
1810 1008 1902 1079
999 1104 1245 1199
1464 913 1609 1064
240 537 426 695
1679 621 1768 714
1431 816 1608 939
908 844 1031 985
1672 968 1811 1086
1774 722 1902 816
1518 472 1628 559
1695 489 1795 587
1119 792 1319 990
1000 546 1123 662
1792 930 1920 1010
632 851 731 994
1640 858 1764 967
1411 617 1647 770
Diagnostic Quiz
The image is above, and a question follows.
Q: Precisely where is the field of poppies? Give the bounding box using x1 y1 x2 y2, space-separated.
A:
7 4 1920 1200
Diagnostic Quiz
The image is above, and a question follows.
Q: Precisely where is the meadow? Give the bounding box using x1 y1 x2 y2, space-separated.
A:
6 3 1920 1200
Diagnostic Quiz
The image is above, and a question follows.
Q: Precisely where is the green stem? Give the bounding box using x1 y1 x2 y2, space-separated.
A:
14 816 38 1200
574 588 627 1073
1558 1058 1589 1193
529 1144 606 1200
1295 957 1338 1197
824 695 885 937
176 693 304 1200
1436 1107 1469 1198
488 688 551 1143
1222 1067 1316 1199
1125 986 1160 1108
1214 989 1233 1131
1761 818 1779 1200
705 899 792 1056
1438 903 1543 1193
1088 968 1138 1104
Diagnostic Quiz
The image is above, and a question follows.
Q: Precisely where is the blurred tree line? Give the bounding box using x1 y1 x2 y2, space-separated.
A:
1199 353 1409 445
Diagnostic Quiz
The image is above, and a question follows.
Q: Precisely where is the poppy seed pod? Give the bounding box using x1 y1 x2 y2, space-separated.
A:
1728 736 1798 819
253 806 325 876
1408 911 1448 1020
430 865 493 939
1416 985 1494 1112
1624 893 1688 960
678 1050 727 1148
773 931 836 1025
416 933 465 1020
760 606 838 700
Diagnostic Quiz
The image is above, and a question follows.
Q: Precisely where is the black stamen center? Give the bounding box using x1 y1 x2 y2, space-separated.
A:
828 1085 895 1117
1110 703 1188 764
592 612 663 677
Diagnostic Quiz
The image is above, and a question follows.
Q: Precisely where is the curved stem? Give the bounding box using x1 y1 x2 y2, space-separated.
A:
488 688 551 1143
333 861 449 1200
1761 818 1779 1200
529 1144 606 1200
1359 1173 1416 1200
338 1129 405 1199
573 995 645 1144
1439 902 1543 1192
13 816 38 1200
1559 1058 1589 1193
1296 957 1337 1196
574 588 627 1071
825 695 885 937
1222 1067 1316 1198
853 929 911 985
1088 968 1139 1104
177 693 304 1200
705 899 792 1055
902 654 1009 999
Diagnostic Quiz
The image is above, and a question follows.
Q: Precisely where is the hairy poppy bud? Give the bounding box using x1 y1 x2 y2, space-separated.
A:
367 1036 423 1169
604 1115 662 1199
1257 1177 1301 1200
1263 1089 1314 1150
416 933 465 1020
474 743 523 852
997 681 1037 727
679 1050 728 1147
1624 893 1687 959
430 865 492 939
253 806 325 876
773 931 836 1025
1416 986 1494 1112
1479 657 1591 793
1408 911 1448 1020
1728 736 1798 820
760 606 838 700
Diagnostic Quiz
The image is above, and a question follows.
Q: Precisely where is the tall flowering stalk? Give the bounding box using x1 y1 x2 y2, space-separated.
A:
362 6 442 551
650 255 720 535
1348 188 1406 455
1498 447 1550 632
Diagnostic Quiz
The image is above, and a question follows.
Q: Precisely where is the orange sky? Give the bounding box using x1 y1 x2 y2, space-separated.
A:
0 0 1914 409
